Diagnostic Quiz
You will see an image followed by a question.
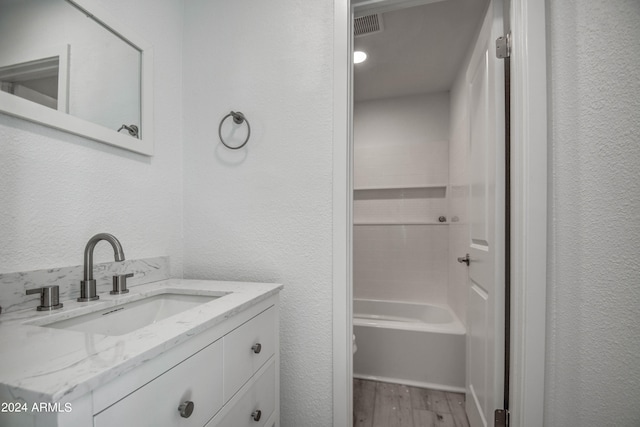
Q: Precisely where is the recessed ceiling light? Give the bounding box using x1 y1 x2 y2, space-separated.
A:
354 51 367 64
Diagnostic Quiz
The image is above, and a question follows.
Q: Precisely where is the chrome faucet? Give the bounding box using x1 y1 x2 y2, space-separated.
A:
78 233 125 302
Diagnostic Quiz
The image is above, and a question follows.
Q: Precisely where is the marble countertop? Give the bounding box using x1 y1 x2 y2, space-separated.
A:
0 279 282 404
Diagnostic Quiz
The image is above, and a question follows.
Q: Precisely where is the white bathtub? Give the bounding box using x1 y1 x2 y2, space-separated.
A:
353 299 466 392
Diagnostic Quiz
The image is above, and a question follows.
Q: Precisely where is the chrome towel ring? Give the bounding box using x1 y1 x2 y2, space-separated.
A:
218 111 250 150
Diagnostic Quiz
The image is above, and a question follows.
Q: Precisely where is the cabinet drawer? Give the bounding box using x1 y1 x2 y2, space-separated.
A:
94 339 223 427
223 306 275 400
214 361 276 427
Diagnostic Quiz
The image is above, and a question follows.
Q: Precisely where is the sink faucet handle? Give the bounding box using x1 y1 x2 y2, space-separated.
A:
110 273 134 295
26 286 63 311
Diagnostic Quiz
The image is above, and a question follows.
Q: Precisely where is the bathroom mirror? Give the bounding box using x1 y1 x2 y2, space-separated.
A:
0 0 154 156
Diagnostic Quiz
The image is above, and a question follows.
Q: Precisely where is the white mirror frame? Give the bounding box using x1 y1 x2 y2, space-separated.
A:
0 0 154 156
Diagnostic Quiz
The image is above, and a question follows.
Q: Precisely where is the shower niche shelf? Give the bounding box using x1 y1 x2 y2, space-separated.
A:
353 221 449 225
353 184 449 226
353 184 447 191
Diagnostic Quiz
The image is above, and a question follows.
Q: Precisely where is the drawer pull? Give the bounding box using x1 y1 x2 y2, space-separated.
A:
251 343 262 354
178 400 194 418
251 409 262 421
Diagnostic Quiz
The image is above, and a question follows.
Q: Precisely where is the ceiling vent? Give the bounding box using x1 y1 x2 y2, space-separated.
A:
354 13 383 37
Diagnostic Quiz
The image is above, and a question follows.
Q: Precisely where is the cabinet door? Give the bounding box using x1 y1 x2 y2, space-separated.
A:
94 339 223 427
215 361 276 427
223 307 275 400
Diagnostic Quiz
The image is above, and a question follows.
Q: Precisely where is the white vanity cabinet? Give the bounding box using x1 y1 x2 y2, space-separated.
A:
87 298 279 427
93 339 224 427
213 361 276 427
223 304 276 400
0 281 281 427
35 294 280 427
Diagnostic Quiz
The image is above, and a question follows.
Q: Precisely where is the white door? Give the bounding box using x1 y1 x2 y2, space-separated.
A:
465 1 505 426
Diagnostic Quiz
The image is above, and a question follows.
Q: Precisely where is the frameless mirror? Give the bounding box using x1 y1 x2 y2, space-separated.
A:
0 0 154 155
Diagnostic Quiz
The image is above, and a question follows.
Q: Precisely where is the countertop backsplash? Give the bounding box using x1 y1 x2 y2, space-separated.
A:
0 256 170 314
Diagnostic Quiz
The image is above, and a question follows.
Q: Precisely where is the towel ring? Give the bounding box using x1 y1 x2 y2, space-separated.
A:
218 111 251 150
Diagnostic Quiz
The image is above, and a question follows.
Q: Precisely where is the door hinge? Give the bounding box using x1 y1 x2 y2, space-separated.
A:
496 32 511 58
495 409 510 427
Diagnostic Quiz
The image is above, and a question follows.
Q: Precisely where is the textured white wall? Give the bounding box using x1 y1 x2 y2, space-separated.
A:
546 1 640 425
0 0 184 276
182 1 334 425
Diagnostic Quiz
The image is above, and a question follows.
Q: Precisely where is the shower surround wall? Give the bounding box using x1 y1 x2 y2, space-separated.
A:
353 92 450 305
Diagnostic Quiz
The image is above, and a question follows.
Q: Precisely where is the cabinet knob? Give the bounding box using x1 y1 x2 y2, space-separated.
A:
251 343 262 354
178 400 194 418
251 409 262 421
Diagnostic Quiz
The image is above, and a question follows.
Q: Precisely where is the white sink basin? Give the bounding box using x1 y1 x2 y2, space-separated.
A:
44 293 218 336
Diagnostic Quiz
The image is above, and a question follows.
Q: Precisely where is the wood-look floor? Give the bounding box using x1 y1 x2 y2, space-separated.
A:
353 379 470 427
